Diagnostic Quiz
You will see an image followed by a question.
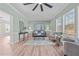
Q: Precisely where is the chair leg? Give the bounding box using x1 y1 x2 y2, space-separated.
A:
64 54 67 56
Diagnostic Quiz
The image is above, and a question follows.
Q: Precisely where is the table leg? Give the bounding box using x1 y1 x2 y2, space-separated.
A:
19 34 20 41
23 34 25 41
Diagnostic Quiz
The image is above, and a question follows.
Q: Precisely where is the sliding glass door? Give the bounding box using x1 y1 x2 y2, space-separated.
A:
64 8 76 38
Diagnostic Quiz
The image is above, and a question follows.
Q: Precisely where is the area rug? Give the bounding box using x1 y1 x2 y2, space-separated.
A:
24 39 54 45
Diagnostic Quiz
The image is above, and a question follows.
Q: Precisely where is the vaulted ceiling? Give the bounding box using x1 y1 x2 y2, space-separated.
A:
10 3 70 21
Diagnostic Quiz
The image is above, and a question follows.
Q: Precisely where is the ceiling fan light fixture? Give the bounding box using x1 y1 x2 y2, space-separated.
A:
23 3 53 12
39 3 42 4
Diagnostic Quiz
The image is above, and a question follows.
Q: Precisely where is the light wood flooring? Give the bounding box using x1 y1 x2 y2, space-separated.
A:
0 36 64 56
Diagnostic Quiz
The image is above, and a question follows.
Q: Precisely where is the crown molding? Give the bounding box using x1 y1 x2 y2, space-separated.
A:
7 3 26 19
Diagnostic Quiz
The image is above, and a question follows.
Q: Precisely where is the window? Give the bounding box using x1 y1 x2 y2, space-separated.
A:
46 25 49 31
64 8 75 38
0 23 10 33
5 24 10 33
56 17 63 32
34 24 45 30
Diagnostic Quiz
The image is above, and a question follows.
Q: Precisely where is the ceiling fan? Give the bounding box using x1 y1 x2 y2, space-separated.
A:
23 3 53 12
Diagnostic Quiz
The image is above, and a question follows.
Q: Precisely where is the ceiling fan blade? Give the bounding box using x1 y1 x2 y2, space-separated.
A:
32 4 39 11
43 3 53 8
23 3 33 5
40 4 43 11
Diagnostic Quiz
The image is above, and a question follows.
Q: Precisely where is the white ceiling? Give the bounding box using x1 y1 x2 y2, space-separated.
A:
10 3 70 21
0 10 10 23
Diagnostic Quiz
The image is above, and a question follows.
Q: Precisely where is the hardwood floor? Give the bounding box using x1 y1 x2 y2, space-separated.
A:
0 36 64 56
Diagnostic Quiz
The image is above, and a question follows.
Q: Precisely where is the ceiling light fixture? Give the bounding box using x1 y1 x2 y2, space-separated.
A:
23 3 53 12
38 3 42 4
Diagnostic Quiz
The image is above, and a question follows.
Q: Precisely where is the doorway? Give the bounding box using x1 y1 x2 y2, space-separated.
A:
0 10 10 43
